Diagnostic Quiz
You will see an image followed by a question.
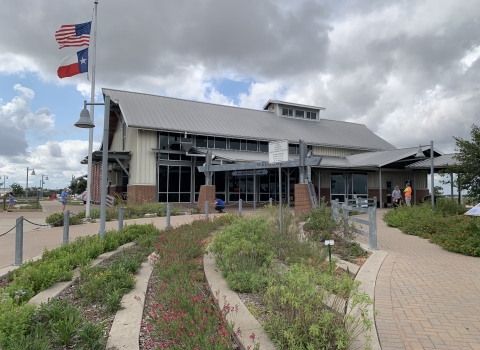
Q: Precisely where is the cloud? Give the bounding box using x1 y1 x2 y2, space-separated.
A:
0 0 479 156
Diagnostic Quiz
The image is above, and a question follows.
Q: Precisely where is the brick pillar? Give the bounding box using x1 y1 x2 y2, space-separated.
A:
294 184 312 214
198 185 216 213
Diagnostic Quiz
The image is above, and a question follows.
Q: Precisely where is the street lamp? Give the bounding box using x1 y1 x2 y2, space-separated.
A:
26 167 36 201
414 140 435 210
41 174 49 198
75 96 110 238
2 175 7 191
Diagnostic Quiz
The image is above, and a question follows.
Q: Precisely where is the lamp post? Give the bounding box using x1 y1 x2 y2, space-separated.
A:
41 175 49 198
2 175 7 191
26 167 36 201
414 140 435 210
75 96 110 238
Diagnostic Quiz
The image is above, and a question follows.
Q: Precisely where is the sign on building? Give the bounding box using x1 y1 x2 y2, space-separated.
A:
232 170 268 176
269 140 288 163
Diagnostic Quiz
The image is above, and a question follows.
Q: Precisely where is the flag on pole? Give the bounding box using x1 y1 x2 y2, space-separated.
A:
57 48 89 79
55 22 91 49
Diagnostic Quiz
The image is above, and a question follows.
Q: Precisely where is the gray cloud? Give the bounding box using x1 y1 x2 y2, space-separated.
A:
0 0 479 155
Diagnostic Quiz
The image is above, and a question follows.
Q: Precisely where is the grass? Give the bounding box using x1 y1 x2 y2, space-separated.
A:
384 198 480 256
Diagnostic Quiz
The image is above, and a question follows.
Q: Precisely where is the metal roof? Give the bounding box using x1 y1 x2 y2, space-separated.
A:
262 99 326 111
406 154 458 169
346 146 442 168
192 148 299 162
103 88 396 152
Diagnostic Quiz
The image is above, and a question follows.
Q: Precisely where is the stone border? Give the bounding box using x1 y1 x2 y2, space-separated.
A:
106 259 153 350
28 242 136 306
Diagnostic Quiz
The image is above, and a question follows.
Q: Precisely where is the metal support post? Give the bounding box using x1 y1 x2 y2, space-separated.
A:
341 203 348 237
205 201 209 220
99 95 111 238
63 210 69 245
378 167 382 209
269 198 272 206
118 206 124 231
166 203 171 229
368 205 377 250
14 216 23 266
239 199 243 216
253 175 256 210
431 140 435 210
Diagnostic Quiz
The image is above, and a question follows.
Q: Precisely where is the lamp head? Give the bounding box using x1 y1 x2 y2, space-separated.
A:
414 145 426 158
75 108 95 129
31 169 36 176
45 176 49 181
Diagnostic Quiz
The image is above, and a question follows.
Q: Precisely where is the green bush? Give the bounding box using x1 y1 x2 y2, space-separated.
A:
383 201 480 256
303 202 340 241
45 212 83 227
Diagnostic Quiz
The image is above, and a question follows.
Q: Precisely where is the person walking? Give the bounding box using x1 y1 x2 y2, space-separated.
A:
4 192 14 212
392 185 402 209
404 183 412 206
82 190 87 206
214 198 225 213
61 187 68 212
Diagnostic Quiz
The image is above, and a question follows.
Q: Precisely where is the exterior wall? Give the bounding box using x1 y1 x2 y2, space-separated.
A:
294 184 313 214
130 129 157 186
91 162 102 203
368 170 428 189
312 146 367 157
127 184 156 205
111 129 123 152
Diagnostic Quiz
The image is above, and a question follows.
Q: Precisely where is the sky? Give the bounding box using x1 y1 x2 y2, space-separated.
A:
1 0 479 194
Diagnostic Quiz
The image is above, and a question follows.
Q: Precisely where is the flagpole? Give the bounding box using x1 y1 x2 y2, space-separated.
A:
86 0 98 218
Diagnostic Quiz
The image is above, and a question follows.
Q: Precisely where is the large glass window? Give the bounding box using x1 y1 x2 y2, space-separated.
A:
331 173 346 202
247 140 258 151
295 110 304 118
289 144 298 154
259 142 268 152
196 135 207 147
158 165 192 203
306 111 317 119
230 138 241 150
159 132 169 150
215 137 226 149
282 108 293 116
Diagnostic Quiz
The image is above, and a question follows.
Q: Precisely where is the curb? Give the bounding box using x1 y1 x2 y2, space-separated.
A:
28 242 136 306
204 251 277 350
106 260 153 350
351 243 388 350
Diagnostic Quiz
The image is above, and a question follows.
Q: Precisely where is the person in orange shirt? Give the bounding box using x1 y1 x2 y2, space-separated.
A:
404 183 412 206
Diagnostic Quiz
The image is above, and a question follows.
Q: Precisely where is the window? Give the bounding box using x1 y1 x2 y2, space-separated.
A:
207 137 214 148
158 165 192 203
295 110 304 118
306 111 317 119
230 138 241 150
215 137 226 149
289 144 298 154
247 140 258 151
282 108 293 116
196 135 207 147
259 141 268 152
240 140 247 151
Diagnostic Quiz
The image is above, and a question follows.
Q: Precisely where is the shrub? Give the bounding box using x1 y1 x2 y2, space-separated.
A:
45 212 83 227
303 202 340 241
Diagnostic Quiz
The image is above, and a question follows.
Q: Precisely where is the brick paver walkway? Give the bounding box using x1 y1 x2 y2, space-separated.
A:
367 209 480 350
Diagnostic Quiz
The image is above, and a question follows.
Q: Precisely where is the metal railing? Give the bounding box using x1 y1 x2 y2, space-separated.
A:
331 197 377 250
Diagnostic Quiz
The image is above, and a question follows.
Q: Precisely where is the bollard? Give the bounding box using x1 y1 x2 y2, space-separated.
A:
63 210 69 245
368 206 378 250
166 203 171 229
239 199 243 216
14 216 23 266
253 197 256 210
205 201 209 220
118 206 124 231
269 198 272 206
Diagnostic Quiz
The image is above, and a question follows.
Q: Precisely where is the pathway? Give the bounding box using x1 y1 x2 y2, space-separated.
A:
359 209 480 350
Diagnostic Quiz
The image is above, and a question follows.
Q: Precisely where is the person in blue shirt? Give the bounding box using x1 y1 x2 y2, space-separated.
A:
214 198 225 213
61 187 68 212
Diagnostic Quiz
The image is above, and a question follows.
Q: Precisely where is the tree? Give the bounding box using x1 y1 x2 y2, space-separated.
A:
68 177 87 195
443 124 480 201
10 182 25 197
434 186 444 197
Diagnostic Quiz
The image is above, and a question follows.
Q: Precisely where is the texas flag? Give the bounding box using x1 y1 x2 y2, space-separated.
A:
57 48 88 79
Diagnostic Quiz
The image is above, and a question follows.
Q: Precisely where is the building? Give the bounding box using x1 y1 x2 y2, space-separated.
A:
83 88 447 209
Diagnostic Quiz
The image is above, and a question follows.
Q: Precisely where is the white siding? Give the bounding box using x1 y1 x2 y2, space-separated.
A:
311 168 331 188
368 171 428 189
111 129 123 152
130 129 157 185
312 146 367 157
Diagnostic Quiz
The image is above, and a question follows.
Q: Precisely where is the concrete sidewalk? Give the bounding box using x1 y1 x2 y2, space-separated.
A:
357 209 480 350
